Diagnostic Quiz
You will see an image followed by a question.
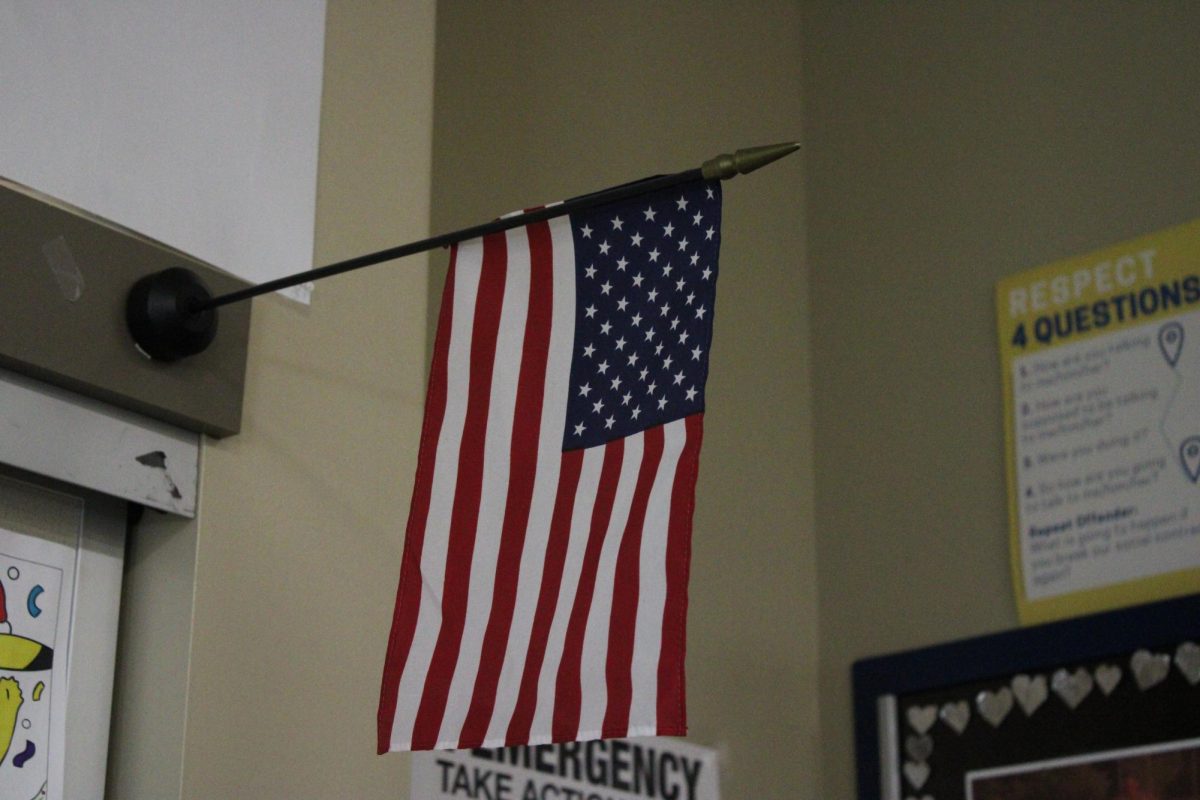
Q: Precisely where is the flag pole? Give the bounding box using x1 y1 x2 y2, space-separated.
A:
125 143 799 362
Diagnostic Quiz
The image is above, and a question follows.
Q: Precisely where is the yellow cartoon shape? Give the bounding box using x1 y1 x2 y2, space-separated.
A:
0 633 52 672
0 676 23 766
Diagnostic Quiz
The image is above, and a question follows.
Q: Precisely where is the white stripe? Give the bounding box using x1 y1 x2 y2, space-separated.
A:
627 418 687 729
576 431 644 737
528 443 605 743
485 216 576 744
389 239 484 749
436 227 530 746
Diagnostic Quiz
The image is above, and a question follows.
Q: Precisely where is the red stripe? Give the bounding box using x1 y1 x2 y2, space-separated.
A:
504 448 584 745
656 414 703 735
602 426 665 736
457 221 555 748
552 439 625 742
410 233 508 750
376 250 459 754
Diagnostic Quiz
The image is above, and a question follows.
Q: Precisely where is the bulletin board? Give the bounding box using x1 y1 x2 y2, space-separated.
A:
853 593 1200 800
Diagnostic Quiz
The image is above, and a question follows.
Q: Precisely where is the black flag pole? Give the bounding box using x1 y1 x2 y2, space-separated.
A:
125 142 798 362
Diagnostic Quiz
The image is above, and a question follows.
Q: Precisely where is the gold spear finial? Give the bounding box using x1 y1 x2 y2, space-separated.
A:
701 142 800 181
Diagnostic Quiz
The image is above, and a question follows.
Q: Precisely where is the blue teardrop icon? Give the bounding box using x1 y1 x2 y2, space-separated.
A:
1159 322 1184 367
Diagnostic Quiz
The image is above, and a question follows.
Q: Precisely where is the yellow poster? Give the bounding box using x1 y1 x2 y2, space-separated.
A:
997 219 1200 624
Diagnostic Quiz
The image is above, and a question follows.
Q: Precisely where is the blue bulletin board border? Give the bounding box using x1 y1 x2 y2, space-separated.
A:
852 592 1200 800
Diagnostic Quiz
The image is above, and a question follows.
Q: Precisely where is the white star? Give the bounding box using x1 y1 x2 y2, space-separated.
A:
685 291 695 305
692 211 703 226
617 297 629 312
647 289 658 303
628 352 640 367
632 273 645 287
647 381 657 395
676 196 688 211
612 216 624 230
592 399 605 414
585 304 598 318
658 396 668 410
639 367 649 381
695 305 707 320
690 253 700 266
705 226 715 241
605 416 615 430
630 233 643 247
597 360 609 375
581 224 593 239
663 355 673 370
660 302 671 317
678 237 689 252
655 343 664 355
600 320 613 335
670 316 680 331
673 371 685 385
585 264 597 279
691 345 703 361
645 328 656 342
610 376 622 391
616 256 628 271
701 267 713 280
599 240 611 255
648 248 660 263
622 392 632 406
705 186 715 200
579 383 592 397
583 343 596 357
663 264 673 277
676 278 686 292
631 406 641 420
686 386 698 402
643 206 657 222
630 312 643 327
615 336 626 351
575 421 586 435
679 331 689 345
663 222 674 237
600 280 612 295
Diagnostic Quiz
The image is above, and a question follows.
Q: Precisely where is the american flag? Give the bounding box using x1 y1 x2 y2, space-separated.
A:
378 178 721 752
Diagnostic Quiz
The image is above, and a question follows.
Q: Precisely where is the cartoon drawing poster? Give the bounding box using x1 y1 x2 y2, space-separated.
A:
0 526 76 800
997 219 1200 624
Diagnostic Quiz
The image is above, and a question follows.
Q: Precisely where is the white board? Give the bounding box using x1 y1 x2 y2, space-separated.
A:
0 1 326 302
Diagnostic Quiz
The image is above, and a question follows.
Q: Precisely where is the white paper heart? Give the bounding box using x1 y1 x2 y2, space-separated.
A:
907 704 937 734
1131 649 1170 690
1011 673 1048 716
976 686 1013 727
939 700 970 733
1095 664 1122 695
903 760 930 790
905 733 933 762
1051 667 1093 709
1175 641 1200 685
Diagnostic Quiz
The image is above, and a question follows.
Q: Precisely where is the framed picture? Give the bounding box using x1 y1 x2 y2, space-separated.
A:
853 593 1200 800
0 469 125 800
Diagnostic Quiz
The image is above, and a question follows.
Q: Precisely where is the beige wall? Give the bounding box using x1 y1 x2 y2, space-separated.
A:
803 3 1200 797
109 2 814 797
110 3 1200 799
109 2 436 797
100 3 1200 799
429 2 814 798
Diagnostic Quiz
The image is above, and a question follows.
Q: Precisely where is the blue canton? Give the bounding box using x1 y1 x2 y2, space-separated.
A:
563 180 721 451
